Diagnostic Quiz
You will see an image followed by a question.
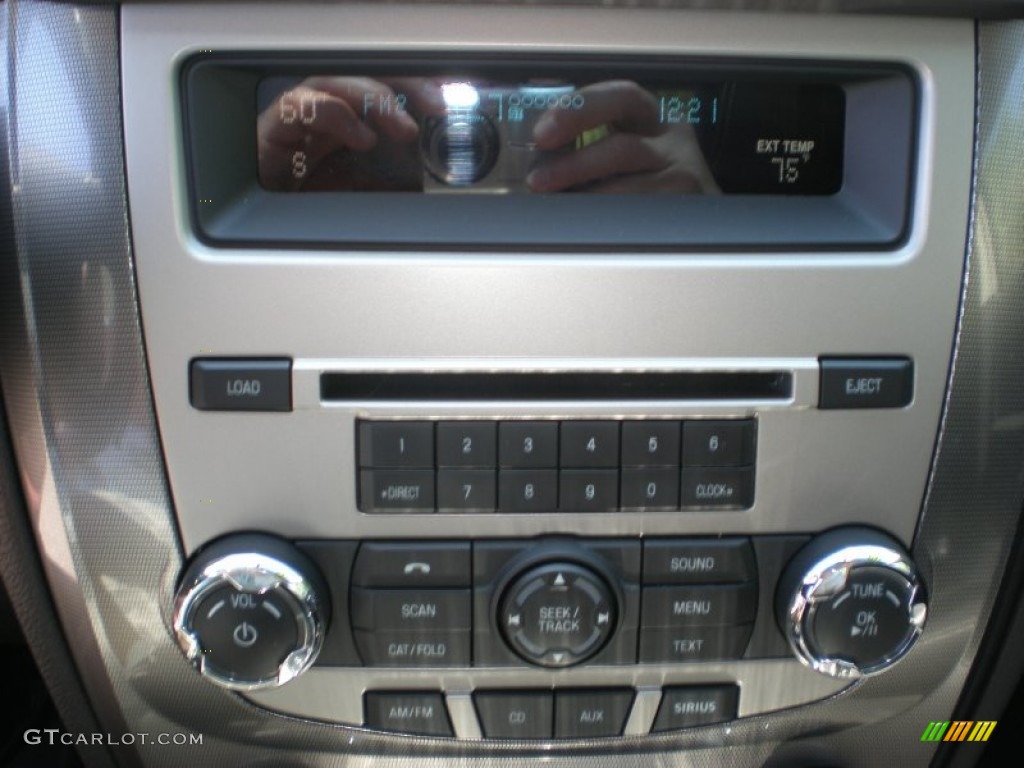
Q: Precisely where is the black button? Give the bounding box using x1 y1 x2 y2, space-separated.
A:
621 421 681 467
641 584 758 627
498 470 557 511
559 470 618 512
350 588 471 631
680 467 754 509
437 421 497 467
354 629 470 667
189 585 298 682
358 422 434 468
499 422 558 468
682 420 756 467
499 562 615 667
189 358 291 412
639 625 753 662
364 691 453 736
352 542 470 588
643 539 756 584
621 468 680 510
819 358 913 409
651 686 738 731
475 691 553 739
437 469 496 511
555 690 634 738
359 470 435 512
560 421 620 467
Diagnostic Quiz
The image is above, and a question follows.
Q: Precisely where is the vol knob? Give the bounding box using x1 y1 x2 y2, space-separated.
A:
776 527 927 678
172 533 329 690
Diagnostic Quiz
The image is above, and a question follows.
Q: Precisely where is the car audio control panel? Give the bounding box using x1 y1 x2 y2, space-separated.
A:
116 1 976 751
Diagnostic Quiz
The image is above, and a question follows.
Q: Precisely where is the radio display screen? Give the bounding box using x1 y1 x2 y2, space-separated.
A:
255 73 845 196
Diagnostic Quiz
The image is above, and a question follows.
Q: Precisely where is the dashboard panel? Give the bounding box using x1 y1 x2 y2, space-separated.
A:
2 2 1024 767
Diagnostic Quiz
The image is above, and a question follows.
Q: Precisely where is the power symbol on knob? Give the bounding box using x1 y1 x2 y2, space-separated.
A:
232 622 259 648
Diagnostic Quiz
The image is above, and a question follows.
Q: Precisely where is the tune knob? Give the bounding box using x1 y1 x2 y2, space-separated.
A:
172 533 329 690
776 527 927 678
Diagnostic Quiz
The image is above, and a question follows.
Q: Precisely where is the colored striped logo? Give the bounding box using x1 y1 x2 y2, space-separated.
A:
921 721 997 742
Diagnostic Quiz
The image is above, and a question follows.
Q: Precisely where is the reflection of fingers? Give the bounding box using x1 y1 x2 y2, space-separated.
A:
532 80 662 149
527 134 663 192
582 168 705 194
259 89 377 152
305 77 419 143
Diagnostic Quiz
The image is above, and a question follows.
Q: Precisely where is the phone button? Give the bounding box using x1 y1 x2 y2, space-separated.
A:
351 542 471 588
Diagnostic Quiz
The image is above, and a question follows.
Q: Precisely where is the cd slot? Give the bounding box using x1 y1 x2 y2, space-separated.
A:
320 371 792 402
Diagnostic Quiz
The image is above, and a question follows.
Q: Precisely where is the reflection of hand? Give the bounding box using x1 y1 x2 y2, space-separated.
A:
257 77 441 190
527 80 719 194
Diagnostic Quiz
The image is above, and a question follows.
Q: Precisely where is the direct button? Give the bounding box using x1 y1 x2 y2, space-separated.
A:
190 358 291 412
364 691 453 736
475 691 553 739
819 358 913 409
652 686 739 731
359 470 435 512
621 420 681 467
643 539 756 584
555 690 634 738
560 421 620 467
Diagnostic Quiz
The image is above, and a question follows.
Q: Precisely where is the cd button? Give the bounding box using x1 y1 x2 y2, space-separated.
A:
475 691 553 739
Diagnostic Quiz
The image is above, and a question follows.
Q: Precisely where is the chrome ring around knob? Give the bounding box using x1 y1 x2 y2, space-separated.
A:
779 529 927 679
172 537 327 691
